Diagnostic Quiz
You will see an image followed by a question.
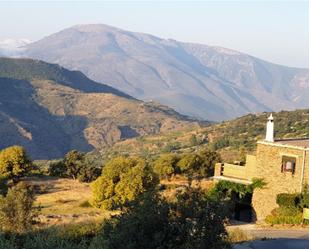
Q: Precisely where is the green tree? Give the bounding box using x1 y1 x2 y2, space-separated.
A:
153 153 179 180
64 150 85 180
91 156 157 210
0 182 36 233
0 146 32 180
197 148 221 177
177 153 202 177
189 134 199 146
96 189 230 249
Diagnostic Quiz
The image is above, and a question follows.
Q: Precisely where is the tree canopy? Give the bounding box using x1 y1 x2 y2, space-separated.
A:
0 146 32 180
91 156 157 210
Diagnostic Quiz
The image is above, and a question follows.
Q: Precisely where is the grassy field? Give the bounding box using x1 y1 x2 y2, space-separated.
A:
24 176 114 227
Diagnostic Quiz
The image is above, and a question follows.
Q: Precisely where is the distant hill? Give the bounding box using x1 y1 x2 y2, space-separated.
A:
100 109 309 162
23 24 309 121
0 58 200 159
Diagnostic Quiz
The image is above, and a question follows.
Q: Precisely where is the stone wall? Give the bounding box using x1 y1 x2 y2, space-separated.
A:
252 143 308 220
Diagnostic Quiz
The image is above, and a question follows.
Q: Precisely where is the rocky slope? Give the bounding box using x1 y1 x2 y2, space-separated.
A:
23 24 309 121
0 58 200 159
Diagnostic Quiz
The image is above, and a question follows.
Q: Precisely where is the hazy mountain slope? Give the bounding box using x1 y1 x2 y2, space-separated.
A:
23 24 309 121
0 38 31 57
0 58 200 159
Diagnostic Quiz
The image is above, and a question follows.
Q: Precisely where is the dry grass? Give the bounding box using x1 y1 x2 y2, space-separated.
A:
23 176 114 227
228 228 253 243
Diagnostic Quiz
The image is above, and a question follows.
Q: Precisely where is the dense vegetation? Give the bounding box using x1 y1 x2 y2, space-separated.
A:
0 145 232 248
101 109 309 163
265 192 309 225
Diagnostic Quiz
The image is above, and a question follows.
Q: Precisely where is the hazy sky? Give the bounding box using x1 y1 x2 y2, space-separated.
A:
1 1 309 68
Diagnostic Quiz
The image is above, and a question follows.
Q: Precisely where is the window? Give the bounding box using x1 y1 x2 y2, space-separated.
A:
281 156 296 174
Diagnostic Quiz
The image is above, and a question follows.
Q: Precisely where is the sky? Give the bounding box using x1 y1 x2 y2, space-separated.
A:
0 1 309 68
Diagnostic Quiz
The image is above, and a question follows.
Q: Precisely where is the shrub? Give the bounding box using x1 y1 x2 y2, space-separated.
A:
0 182 36 233
265 209 303 225
276 193 300 208
301 193 309 208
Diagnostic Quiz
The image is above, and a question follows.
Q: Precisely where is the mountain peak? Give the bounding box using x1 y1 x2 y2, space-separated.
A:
71 23 121 33
23 24 309 121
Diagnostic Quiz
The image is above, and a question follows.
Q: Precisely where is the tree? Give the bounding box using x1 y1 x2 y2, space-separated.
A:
63 150 84 180
0 182 36 233
189 134 199 146
197 148 221 177
177 153 202 177
91 156 157 210
168 188 229 249
153 153 179 180
0 146 32 180
95 188 230 249
48 151 100 182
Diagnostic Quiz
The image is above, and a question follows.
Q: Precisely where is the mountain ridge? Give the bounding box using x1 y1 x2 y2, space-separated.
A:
22 24 309 121
0 57 201 159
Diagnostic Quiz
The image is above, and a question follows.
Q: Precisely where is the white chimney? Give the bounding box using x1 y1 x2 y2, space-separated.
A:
265 114 274 142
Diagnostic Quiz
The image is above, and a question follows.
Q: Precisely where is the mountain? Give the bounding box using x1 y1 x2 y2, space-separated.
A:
0 38 31 57
0 58 200 159
22 24 309 121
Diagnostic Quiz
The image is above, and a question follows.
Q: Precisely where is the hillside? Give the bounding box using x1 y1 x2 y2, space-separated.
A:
0 58 200 159
23 24 309 121
100 109 309 161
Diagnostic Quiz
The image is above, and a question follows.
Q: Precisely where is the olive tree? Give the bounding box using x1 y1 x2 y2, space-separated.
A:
91 156 157 210
0 146 32 180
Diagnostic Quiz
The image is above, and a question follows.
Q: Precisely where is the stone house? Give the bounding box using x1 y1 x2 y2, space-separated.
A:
214 114 309 220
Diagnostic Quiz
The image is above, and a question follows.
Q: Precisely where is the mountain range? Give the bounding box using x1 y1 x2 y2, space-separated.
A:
21 24 309 121
0 58 199 159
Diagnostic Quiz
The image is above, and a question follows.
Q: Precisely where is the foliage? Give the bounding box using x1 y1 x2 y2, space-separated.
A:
49 160 67 177
153 153 179 179
265 207 304 225
177 153 202 178
91 156 157 210
266 192 309 225
276 193 300 208
196 148 221 177
49 151 101 182
189 134 199 146
0 146 32 180
0 182 36 233
64 150 85 180
97 189 230 249
0 176 8 196
301 193 309 208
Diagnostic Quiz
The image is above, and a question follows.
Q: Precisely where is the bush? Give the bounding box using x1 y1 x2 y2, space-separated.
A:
265 208 303 225
0 182 36 233
276 193 300 208
301 193 309 208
